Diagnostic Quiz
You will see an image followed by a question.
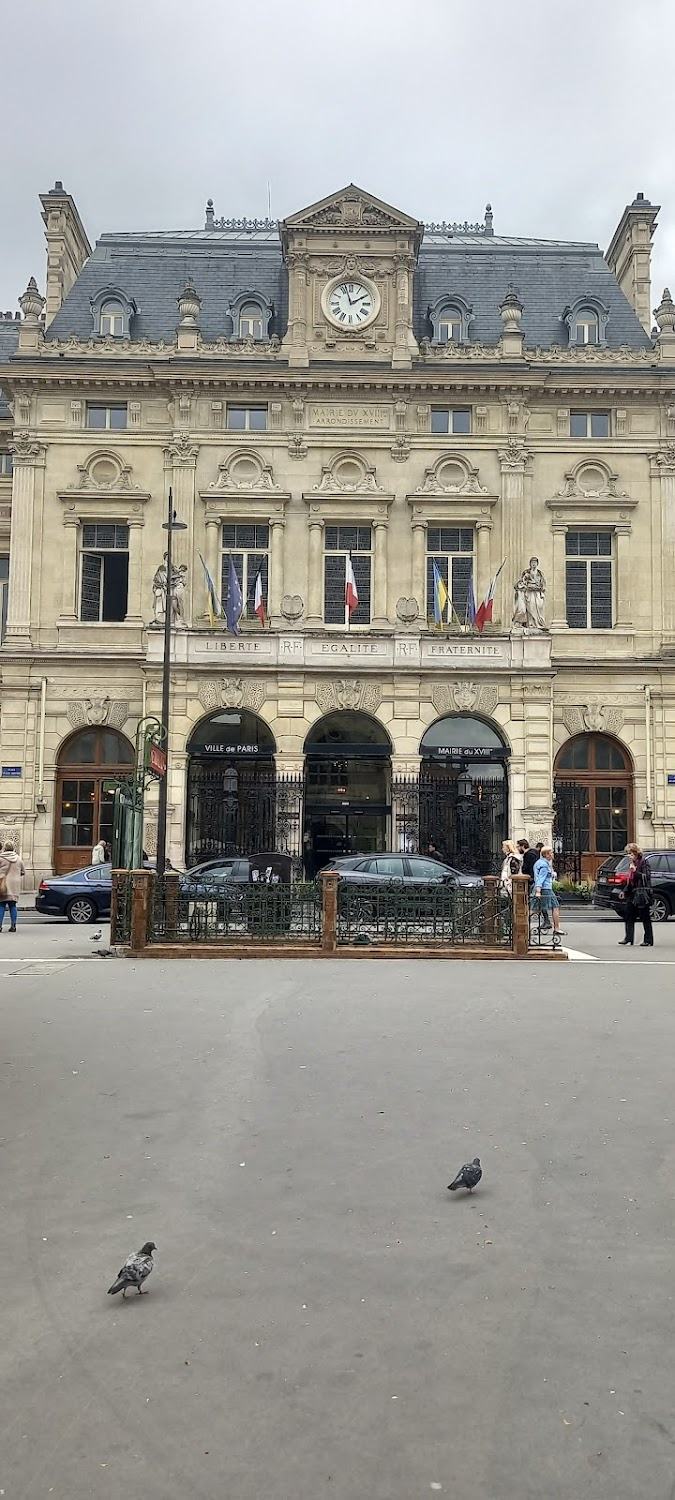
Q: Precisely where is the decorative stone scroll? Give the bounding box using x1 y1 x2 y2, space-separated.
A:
316 678 383 713
197 677 267 713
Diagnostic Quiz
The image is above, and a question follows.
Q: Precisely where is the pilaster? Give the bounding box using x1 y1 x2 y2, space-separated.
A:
6 439 46 647
164 440 199 624
372 519 389 625
269 518 286 624
307 518 324 623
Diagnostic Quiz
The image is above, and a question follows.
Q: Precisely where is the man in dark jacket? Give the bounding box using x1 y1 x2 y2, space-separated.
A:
517 839 538 882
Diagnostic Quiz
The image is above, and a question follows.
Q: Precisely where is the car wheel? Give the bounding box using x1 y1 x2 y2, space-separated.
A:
66 896 96 924
651 893 670 923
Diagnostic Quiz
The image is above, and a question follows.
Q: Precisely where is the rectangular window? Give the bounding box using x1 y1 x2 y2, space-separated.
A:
570 410 610 439
221 523 269 620
323 525 371 625
0 452 13 476
86 403 128 430
565 531 612 628
431 408 472 436
226 405 268 431
79 523 129 622
426 526 474 623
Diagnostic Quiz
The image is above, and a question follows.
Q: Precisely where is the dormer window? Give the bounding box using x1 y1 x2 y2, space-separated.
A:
562 296 609 349
90 286 136 340
229 291 273 341
428 295 473 346
99 300 125 337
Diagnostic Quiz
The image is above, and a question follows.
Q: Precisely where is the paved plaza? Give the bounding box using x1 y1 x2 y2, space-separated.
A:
2 932 675 1499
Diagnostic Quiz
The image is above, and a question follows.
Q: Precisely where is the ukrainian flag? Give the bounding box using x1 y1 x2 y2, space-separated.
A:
198 552 223 626
432 560 448 626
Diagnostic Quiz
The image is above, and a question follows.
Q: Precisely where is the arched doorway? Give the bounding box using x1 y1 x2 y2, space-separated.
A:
303 711 392 877
55 727 134 873
553 733 633 880
186 709 277 867
418 714 509 875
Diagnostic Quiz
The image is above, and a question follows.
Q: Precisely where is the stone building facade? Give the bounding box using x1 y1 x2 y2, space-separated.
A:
1 181 675 883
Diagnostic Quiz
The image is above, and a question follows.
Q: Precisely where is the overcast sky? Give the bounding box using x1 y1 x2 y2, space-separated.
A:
1 0 673 318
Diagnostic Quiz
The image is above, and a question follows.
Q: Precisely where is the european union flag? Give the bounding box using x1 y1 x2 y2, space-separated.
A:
224 555 243 636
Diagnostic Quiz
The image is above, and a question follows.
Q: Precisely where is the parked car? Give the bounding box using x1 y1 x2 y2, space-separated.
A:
321 853 483 888
36 863 112 923
593 850 675 922
180 854 292 897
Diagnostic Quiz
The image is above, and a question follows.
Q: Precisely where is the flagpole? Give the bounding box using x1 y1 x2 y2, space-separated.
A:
156 488 187 876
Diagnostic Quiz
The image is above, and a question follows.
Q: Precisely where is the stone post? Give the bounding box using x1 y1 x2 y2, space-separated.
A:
321 870 338 953
18 278 45 353
6 439 45 646
411 520 426 615
130 868 154 951
372 520 389 626
268 518 286 624
511 874 530 956
163 870 180 941
307 518 324 624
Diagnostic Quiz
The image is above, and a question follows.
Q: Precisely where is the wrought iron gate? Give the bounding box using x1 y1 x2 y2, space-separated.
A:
552 780 588 881
186 762 303 869
393 772 507 876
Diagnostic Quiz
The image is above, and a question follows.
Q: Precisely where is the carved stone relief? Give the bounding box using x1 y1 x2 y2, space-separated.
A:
396 597 420 625
197 677 267 713
280 594 304 622
431 682 499 717
316 679 383 714
558 703 624 737
66 697 129 729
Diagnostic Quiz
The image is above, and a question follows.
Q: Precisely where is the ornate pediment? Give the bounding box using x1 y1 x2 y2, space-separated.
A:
555 459 628 500
312 451 384 495
207 450 280 492
282 183 422 241
64 450 147 497
413 455 490 497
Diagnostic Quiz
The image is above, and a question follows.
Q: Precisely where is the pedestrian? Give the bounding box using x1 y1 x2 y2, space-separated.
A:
426 839 444 864
517 838 538 882
618 843 654 948
0 841 25 933
499 840 522 896
531 846 565 937
92 838 106 865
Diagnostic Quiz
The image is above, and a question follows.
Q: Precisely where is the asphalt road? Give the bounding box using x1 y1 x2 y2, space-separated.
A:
3 954 675 1499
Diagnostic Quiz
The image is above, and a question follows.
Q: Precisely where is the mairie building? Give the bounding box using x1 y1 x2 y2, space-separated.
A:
1 180 675 883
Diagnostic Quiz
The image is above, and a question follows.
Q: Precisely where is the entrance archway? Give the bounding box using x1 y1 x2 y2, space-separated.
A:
418 714 509 874
553 733 633 879
303 711 392 877
186 709 277 867
55 727 134 873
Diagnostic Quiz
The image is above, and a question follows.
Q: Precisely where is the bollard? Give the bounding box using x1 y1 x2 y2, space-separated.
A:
163 870 180 941
130 868 154 952
483 875 499 948
321 871 338 953
511 873 530 956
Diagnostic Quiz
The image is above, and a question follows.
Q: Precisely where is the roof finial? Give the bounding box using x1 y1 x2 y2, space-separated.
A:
177 282 202 326
19 275 45 323
654 287 675 335
484 203 494 236
205 198 215 230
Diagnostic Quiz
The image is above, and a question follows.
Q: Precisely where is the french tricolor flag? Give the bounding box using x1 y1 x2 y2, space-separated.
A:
475 559 506 633
254 569 266 626
345 553 359 617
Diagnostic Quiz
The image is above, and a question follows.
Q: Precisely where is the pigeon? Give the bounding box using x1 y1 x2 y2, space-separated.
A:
90 931 102 942
108 1241 156 1298
448 1158 482 1193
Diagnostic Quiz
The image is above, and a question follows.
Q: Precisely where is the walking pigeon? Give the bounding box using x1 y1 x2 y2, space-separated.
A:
448 1158 482 1193
108 1241 156 1297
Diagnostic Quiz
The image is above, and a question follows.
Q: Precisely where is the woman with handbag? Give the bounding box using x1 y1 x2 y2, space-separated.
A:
0 841 25 932
618 843 653 948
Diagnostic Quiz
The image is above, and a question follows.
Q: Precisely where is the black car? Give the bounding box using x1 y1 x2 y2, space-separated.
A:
322 853 483 888
593 850 675 922
36 863 112 923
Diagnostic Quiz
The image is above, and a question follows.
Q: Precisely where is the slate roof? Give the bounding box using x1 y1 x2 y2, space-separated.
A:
38 223 652 353
0 322 19 422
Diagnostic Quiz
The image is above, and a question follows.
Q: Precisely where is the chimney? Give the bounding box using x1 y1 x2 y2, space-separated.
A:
606 191 660 332
39 181 92 327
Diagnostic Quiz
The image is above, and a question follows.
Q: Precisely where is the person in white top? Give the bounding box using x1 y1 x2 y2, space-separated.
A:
499 840 522 896
92 839 106 865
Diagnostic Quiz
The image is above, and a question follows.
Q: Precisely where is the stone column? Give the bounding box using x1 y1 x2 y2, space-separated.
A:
498 443 531 626
307 518 324 624
6 440 45 646
650 448 675 649
411 519 426 615
164 441 199 625
126 517 144 623
614 525 632 628
550 524 568 630
475 520 492 604
60 515 79 621
372 520 389 626
268 518 285 625
204 517 221 599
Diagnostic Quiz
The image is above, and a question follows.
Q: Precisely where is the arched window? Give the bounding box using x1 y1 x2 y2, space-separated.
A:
553 733 633 880
417 714 509 875
428 295 473 347
186 710 277 866
99 300 125 337
437 306 463 344
239 302 265 340
573 307 600 346
55 728 134 874
562 297 609 349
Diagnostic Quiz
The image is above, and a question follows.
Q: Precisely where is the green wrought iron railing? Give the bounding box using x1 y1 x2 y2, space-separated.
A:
150 877 323 944
337 880 512 948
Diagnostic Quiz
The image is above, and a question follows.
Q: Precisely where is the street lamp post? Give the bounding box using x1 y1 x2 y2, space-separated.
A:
155 486 187 876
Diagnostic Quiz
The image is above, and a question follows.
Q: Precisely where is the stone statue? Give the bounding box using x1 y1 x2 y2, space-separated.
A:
512 557 547 631
151 554 188 626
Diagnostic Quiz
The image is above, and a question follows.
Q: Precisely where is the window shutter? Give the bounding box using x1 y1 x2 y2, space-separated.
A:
590 560 612 628
566 560 587 628
352 553 371 624
451 555 473 620
81 552 102 621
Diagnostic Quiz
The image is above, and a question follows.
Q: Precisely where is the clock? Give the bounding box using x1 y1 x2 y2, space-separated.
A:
322 275 380 331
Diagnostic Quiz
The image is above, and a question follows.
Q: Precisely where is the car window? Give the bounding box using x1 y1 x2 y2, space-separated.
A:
410 859 447 879
647 855 666 873
374 857 405 876
666 855 675 874
84 868 104 883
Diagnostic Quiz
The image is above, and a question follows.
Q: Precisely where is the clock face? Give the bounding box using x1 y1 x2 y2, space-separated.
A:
325 279 376 329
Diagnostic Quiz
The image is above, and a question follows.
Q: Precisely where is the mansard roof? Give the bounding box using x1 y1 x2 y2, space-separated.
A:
0 321 19 421
42 194 652 352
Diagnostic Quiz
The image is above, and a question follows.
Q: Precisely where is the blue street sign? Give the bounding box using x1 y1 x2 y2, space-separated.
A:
1 766 22 777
